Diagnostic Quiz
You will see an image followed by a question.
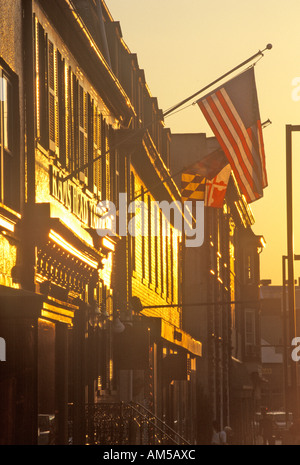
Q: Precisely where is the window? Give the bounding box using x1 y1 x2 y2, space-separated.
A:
57 51 66 166
48 40 59 156
170 228 174 301
165 231 169 298
130 172 136 272
160 211 164 294
0 61 19 210
102 121 110 201
93 104 102 197
141 186 145 279
245 308 256 357
148 195 152 284
245 251 255 284
36 21 48 149
154 204 158 288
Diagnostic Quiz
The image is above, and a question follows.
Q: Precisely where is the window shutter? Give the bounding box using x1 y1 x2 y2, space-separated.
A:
48 40 59 155
37 22 48 149
93 106 102 197
105 126 110 201
87 95 93 191
72 73 79 178
101 116 106 200
65 66 72 171
78 85 88 182
57 51 66 166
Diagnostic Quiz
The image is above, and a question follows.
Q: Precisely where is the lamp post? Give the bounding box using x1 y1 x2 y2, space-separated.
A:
285 124 300 419
282 255 288 424
282 254 300 425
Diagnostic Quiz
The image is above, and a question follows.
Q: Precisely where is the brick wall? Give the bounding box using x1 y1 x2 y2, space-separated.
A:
130 168 182 328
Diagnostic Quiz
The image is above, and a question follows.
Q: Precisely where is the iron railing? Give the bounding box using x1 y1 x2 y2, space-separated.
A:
129 401 190 445
83 402 190 446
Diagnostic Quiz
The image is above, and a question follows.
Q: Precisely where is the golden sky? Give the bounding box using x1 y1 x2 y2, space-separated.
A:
106 0 300 285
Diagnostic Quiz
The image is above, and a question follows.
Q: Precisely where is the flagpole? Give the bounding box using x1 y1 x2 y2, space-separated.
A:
62 44 272 183
163 44 272 117
132 167 185 201
286 124 300 419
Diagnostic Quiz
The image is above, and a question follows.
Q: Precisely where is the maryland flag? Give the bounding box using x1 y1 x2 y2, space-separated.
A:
184 148 228 180
181 172 206 202
181 147 229 206
205 164 231 208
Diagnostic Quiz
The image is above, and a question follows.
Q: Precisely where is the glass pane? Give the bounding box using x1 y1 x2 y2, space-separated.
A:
2 76 12 151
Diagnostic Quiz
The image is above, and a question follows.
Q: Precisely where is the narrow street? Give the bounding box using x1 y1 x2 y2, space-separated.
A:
0 0 300 449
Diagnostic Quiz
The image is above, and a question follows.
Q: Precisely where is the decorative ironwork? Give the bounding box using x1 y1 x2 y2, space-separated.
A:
85 402 132 445
36 241 98 294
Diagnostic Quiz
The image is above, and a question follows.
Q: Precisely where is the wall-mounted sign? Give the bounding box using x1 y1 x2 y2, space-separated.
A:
50 165 101 229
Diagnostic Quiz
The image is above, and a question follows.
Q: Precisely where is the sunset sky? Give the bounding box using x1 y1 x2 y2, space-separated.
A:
106 0 300 285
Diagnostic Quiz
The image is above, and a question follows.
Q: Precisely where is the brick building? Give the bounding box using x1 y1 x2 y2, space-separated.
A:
171 133 265 444
0 0 202 445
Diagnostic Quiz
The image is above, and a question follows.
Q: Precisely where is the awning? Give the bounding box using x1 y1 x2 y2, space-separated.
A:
0 285 78 326
146 316 202 357
160 319 202 357
230 357 253 392
41 296 79 326
0 285 43 319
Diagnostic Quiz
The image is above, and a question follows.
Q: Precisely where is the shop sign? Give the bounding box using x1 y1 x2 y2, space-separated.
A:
50 165 101 229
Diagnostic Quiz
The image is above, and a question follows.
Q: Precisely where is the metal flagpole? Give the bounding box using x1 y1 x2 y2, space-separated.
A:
62 44 272 183
163 44 273 117
286 124 300 419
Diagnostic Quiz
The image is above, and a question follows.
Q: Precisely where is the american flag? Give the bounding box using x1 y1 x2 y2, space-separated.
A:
197 67 267 203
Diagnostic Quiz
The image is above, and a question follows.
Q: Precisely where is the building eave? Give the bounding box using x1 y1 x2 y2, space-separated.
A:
36 0 135 126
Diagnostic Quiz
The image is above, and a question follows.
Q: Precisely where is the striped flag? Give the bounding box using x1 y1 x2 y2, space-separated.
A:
197 67 267 203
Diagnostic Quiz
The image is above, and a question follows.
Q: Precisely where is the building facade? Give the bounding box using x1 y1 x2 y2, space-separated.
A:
103 9 202 443
0 0 202 445
260 284 300 416
171 133 265 444
0 0 134 445
0 0 27 445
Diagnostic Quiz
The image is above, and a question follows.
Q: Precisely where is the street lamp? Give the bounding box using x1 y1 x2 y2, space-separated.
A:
285 125 300 419
282 254 300 424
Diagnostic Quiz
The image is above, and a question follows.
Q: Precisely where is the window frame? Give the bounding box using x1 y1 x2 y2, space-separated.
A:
0 58 20 211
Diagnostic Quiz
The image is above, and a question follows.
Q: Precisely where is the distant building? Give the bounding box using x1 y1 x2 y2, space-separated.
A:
260 284 300 413
171 133 266 444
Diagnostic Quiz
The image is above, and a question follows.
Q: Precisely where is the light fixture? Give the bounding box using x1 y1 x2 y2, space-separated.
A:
112 311 126 333
100 304 109 319
88 300 101 328
112 317 125 333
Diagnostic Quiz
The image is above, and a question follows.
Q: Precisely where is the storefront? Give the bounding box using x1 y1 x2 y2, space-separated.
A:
0 197 117 444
